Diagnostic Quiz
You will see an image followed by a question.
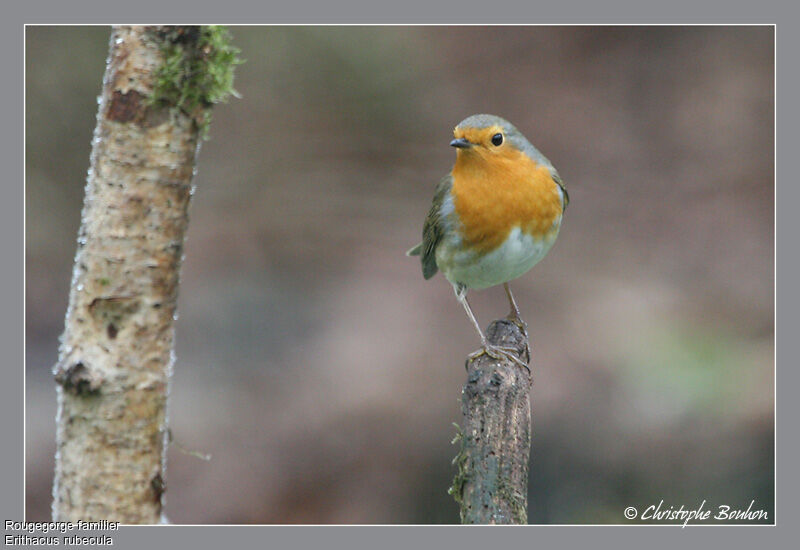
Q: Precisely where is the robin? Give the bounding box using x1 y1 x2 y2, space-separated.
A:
407 114 568 368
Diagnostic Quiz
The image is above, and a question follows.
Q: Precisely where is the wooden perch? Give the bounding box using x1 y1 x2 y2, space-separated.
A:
451 319 532 524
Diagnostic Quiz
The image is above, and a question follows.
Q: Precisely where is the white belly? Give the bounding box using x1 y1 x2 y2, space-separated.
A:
437 226 559 290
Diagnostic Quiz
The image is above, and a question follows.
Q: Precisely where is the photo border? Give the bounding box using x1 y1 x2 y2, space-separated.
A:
7 1 792 548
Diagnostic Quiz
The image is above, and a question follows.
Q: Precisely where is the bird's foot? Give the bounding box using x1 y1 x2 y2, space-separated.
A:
505 312 528 335
504 314 531 364
468 343 530 372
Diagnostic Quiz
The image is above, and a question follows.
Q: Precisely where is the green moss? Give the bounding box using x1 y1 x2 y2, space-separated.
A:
495 475 527 524
149 26 243 138
448 422 468 521
447 422 528 524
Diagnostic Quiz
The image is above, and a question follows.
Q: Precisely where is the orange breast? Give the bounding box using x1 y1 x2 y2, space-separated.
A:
451 148 562 254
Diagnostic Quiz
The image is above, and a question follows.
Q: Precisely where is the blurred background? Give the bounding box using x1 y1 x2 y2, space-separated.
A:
26 26 774 524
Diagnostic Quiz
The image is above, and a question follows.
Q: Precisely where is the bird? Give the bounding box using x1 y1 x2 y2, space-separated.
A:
407 114 568 368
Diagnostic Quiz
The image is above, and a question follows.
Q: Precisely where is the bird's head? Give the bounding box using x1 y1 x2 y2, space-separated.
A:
450 114 540 169
450 114 533 160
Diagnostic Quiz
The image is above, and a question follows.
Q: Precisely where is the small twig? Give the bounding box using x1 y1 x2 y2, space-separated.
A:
167 428 212 461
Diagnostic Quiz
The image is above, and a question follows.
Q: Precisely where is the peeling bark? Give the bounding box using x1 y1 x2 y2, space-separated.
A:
452 320 532 524
52 26 205 523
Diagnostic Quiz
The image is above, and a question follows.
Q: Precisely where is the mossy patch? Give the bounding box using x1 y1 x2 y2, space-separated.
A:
448 422 469 520
495 474 527 524
149 26 243 138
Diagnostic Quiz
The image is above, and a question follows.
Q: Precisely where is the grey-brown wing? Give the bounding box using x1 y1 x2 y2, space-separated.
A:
552 170 569 212
419 175 452 280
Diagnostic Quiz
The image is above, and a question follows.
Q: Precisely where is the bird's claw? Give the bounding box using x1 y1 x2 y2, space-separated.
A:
504 314 531 364
468 343 530 373
506 313 528 334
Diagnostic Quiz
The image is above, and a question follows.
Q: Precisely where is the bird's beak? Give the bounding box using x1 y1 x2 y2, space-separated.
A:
450 138 473 149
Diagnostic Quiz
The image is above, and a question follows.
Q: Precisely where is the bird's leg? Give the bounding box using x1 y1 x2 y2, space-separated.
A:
503 282 531 362
454 284 529 370
503 282 526 329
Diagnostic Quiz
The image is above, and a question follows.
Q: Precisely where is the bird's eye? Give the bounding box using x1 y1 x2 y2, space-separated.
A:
491 133 503 146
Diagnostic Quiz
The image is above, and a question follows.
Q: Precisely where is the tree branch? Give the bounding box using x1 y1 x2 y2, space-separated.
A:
52 26 207 523
451 319 532 524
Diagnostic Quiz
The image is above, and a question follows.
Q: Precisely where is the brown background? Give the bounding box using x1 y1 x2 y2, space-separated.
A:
26 26 774 523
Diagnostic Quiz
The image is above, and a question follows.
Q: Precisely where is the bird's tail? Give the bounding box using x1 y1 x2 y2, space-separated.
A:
406 243 422 256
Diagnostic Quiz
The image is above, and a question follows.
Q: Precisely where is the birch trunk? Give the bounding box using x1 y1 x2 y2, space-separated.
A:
53 26 204 523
